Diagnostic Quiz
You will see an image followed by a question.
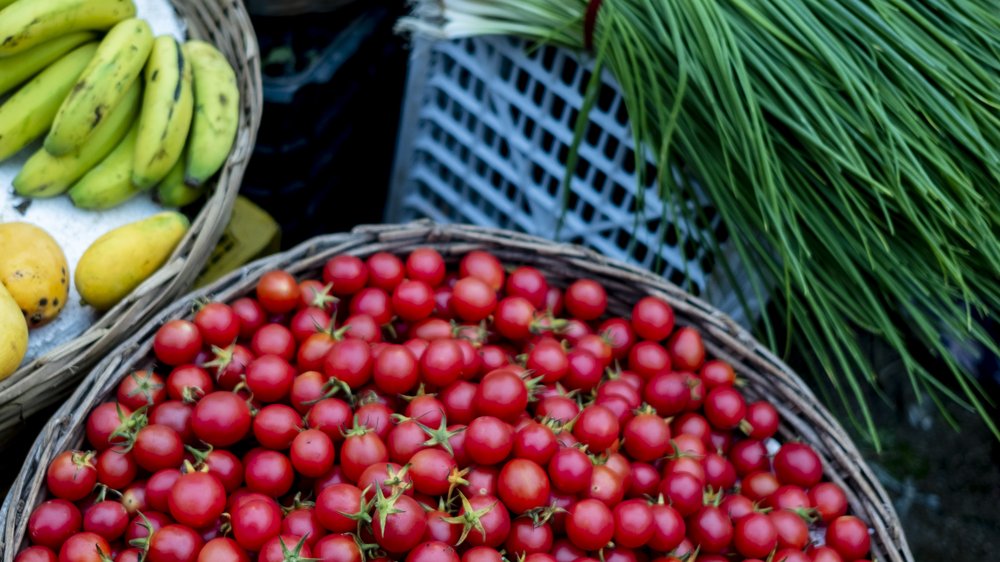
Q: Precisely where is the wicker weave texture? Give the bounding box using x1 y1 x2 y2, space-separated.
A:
0 0 263 446
0 222 912 561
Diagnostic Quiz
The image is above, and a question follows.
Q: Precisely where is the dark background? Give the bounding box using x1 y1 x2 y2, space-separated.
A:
4 2 999 558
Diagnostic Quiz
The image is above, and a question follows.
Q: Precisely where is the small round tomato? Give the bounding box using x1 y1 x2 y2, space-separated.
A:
643 372 689 416
505 266 548 308
526 338 569 384
456 495 510 548
809 482 848 523
315 483 364 533
613 499 654 548
58 532 110 562
505 518 553 556
825 515 871 560
631 296 675 341
231 499 282 552
564 279 607 320
667 326 705 371
230 297 266 340
197 538 249 562
372 344 418 395
623 412 670 462
629 341 672 380
450 277 496 322
168 472 226 528
493 297 536 341
742 471 781 502
773 442 823 487
148 524 203 562
257 270 300 314
14 546 56 562
572 405 619 453
406 449 456 496
253 403 303 449
194 302 240 347
770 509 810 550
566 499 614 551
465 416 513 466
117 370 167 410
340 426 389 483
733 512 778 558
190 391 252 447
133 424 184 472
324 255 368 296
259 535 312 562
323 338 373 390
372 494 427 553
512 421 557 466
95 448 137 490
743 400 779 439
245 355 296 404
475 369 528 423
250 324 296 360
149 400 195 444
290 429 335 478
405 248 446 286
704 386 747 430
85 402 132 452
407 541 459 562
459 251 505 290
244 449 294 497
498 459 550 514
154 320 203 366
166 365 213 401
29 499 81 549
146 469 182 512
547 447 593 494
392 280 435 321
81 500 128 542
688 505 733 554
46 451 96 501
367 252 405 291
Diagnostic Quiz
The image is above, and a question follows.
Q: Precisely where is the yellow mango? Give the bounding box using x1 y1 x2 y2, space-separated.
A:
0 281 29 381
0 222 70 327
75 212 190 311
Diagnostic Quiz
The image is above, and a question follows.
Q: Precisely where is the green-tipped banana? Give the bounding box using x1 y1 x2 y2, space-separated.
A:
183 40 239 187
44 18 152 156
0 31 96 96
13 82 141 198
154 158 206 207
133 35 194 189
0 0 19 10
0 0 135 57
68 120 141 210
0 43 98 162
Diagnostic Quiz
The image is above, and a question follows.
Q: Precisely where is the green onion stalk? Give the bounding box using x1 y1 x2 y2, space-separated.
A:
401 0 1000 446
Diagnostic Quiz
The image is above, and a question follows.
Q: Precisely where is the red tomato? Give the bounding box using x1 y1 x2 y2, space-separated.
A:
28 499 81 549
168 472 226 528
153 320 203 366
116 370 167 410
46 451 96 501
57 532 110 562
498 459 550 514
256 270 300 314
566 499 614 551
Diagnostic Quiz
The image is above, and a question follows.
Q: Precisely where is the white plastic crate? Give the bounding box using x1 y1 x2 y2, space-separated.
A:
388 35 756 324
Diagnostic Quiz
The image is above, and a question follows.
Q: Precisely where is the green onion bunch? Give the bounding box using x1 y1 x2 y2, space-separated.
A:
401 0 1000 445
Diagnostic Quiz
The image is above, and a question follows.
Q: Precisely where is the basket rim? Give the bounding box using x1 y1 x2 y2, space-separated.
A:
0 221 912 561
0 0 264 441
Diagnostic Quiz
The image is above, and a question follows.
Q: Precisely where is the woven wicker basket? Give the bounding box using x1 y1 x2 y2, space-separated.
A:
0 222 911 560
0 0 263 446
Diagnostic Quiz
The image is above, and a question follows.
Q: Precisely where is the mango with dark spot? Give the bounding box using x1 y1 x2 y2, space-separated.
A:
0 280 28 380
0 222 69 328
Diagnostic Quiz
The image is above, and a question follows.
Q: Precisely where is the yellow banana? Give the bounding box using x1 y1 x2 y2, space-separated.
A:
0 0 135 57
0 31 96 96
154 158 206 207
45 18 152 156
68 120 141 210
133 35 194 189
13 82 140 198
183 40 240 187
0 43 98 162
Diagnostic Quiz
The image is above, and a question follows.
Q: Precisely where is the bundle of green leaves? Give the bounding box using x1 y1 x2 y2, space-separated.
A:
401 0 1000 445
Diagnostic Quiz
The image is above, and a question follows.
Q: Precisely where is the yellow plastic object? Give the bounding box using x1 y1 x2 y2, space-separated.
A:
195 196 281 288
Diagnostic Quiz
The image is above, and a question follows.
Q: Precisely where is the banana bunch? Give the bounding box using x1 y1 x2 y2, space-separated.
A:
0 0 241 210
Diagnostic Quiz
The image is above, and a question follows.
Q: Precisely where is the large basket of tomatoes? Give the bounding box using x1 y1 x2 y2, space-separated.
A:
0 222 912 562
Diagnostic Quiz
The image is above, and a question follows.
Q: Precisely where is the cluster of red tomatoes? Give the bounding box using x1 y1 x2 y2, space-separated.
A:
18 249 873 562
